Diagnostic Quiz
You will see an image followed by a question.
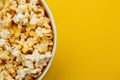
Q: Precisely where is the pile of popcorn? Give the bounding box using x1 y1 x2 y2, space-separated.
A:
0 0 54 80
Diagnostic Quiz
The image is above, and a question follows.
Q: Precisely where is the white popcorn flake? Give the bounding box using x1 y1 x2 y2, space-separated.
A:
16 5 27 13
30 0 38 5
23 18 28 24
35 27 44 37
0 39 6 47
11 49 21 57
16 68 30 79
16 68 41 79
45 52 52 59
26 38 37 46
25 49 41 62
0 29 10 39
30 14 39 25
23 60 34 68
13 13 23 23
31 68 41 74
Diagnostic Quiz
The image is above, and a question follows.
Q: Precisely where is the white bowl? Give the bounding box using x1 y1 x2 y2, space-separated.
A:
38 0 57 80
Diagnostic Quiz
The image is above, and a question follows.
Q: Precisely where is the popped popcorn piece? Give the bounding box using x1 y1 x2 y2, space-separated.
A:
20 33 27 39
11 49 21 57
0 29 10 39
16 68 30 79
22 60 34 68
34 42 48 52
5 62 15 74
13 26 22 38
30 13 39 25
30 0 38 5
0 1 4 10
9 0 17 11
16 4 27 13
36 7 45 17
3 13 12 28
31 68 41 78
0 51 9 60
26 38 37 46
29 30 37 37
35 27 44 37
16 68 41 79
13 13 24 23
0 65 5 72
9 36 16 43
0 70 14 80
35 26 51 38
25 49 41 62
45 51 52 59
0 20 4 28
0 39 6 47
31 68 41 74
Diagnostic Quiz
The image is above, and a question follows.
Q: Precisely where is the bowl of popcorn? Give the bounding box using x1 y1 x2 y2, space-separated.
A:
0 0 57 80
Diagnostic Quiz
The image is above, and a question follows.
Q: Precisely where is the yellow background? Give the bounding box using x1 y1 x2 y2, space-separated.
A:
44 0 120 80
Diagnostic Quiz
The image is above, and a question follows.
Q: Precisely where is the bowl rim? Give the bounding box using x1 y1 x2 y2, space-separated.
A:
38 0 57 80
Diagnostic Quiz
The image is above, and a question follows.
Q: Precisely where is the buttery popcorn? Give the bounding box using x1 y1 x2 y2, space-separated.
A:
0 0 53 80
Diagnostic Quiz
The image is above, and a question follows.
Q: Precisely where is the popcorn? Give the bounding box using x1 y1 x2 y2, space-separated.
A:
45 51 52 59
25 49 41 62
16 68 30 79
0 0 54 79
35 27 44 37
0 51 9 60
0 70 14 80
9 1 17 11
5 43 11 51
16 68 41 79
30 13 39 25
0 65 5 72
0 39 6 47
31 68 41 74
0 20 4 28
0 29 10 39
5 62 15 74
30 0 38 5
22 60 34 68
37 7 45 17
16 5 27 13
26 38 37 46
13 13 24 23
34 42 48 52
11 49 21 57
4 13 12 27
0 2 4 10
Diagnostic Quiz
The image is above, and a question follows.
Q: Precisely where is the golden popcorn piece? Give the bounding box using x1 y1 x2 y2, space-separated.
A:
5 62 15 74
18 66 24 70
9 36 16 43
0 51 9 60
0 70 14 80
13 26 21 38
0 65 5 72
29 30 37 37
